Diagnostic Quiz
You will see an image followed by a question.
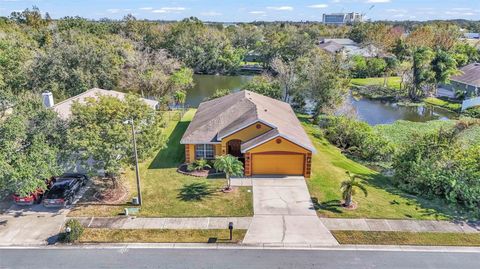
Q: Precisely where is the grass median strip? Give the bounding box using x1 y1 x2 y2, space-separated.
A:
332 230 480 246
79 228 247 243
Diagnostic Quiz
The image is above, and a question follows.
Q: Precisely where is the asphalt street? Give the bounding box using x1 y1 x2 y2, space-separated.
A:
1 248 479 269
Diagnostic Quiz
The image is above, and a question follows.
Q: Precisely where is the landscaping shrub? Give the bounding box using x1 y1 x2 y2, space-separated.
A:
187 158 211 171
59 219 84 243
393 128 480 211
320 116 394 162
463 107 480 118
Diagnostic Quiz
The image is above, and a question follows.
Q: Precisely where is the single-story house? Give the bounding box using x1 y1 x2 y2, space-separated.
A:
43 88 159 120
180 90 315 178
439 63 480 99
318 38 381 58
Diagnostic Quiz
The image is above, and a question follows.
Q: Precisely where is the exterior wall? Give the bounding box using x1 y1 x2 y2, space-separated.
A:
245 137 312 178
184 144 195 163
220 122 272 155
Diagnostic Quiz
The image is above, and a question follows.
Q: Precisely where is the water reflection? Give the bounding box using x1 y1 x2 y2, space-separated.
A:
186 74 456 125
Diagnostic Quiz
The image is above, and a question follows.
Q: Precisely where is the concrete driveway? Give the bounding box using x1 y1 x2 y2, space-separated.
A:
0 183 89 246
243 176 338 245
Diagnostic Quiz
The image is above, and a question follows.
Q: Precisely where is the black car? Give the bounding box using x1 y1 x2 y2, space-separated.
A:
43 173 88 207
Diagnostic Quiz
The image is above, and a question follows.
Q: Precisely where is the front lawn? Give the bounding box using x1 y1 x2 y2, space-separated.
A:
80 228 246 243
333 231 480 246
301 115 464 220
69 109 253 217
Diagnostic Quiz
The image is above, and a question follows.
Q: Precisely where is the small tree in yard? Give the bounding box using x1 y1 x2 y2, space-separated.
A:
67 94 164 187
213 155 244 192
340 172 368 208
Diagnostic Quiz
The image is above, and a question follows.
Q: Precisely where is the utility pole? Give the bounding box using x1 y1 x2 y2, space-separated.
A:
128 119 142 206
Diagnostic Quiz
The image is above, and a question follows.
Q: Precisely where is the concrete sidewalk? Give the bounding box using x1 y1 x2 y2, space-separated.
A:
321 218 480 233
73 217 252 229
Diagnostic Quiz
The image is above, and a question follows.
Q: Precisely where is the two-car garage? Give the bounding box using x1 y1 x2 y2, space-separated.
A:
251 153 305 176
245 137 313 178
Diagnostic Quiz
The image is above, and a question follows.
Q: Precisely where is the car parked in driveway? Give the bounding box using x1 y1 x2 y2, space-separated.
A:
12 178 56 206
43 173 88 207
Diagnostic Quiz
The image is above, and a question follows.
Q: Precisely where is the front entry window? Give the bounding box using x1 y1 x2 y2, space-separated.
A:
195 144 214 159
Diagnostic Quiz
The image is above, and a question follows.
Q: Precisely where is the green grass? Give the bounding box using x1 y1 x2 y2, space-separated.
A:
424 97 462 112
79 228 246 243
374 120 480 149
300 115 465 220
333 231 480 246
350 77 401 90
69 109 253 217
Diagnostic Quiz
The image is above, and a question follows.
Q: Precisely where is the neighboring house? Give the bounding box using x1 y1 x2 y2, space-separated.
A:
43 88 159 120
180 90 315 178
318 38 380 58
439 63 480 99
41 88 159 175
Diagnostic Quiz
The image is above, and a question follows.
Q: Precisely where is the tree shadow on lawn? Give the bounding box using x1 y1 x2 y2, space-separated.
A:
149 120 190 169
358 172 476 221
177 182 216 201
312 197 343 215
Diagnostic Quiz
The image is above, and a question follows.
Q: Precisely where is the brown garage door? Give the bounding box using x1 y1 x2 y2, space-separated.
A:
251 153 304 175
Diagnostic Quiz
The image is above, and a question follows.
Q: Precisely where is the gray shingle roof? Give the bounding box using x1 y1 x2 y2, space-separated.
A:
181 90 315 152
53 88 159 120
451 63 480 87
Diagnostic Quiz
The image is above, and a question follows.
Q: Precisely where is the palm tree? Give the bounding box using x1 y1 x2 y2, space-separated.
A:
340 172 368 207
173 90 186 111
213 155 244 191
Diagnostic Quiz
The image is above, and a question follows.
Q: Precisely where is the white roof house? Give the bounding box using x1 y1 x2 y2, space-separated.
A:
44 88 159 120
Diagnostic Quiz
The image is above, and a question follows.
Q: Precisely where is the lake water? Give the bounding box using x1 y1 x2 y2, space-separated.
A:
186 75 456 125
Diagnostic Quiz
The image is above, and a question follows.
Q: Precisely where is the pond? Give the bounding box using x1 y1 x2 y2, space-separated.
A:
186 75 456 125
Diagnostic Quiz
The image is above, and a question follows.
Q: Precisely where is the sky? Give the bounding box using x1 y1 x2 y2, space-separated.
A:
0 0 479 22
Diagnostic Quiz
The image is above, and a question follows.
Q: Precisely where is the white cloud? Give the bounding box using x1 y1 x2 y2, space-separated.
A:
267 6 294 11
445 11 475 16
139 7 153 11
152 7 185 13
249 11 266 14
366 0 391 3
307 4 328 9
106 9 120 14
451 8 472 11
200 11 222 16
386 8 407 13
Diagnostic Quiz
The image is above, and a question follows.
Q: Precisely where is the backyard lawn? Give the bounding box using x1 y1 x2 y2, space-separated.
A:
69 109 253 217
350 77 401 90
300 115 465 220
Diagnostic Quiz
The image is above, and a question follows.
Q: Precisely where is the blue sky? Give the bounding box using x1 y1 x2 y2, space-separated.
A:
0 0 479 21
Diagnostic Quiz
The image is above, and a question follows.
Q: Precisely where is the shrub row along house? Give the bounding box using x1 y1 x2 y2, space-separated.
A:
180 90 315 178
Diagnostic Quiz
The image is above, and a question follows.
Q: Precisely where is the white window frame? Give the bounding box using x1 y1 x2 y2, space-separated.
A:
195 144 214 159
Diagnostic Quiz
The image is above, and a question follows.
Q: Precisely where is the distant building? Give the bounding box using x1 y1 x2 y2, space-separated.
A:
322 12 363 25
317 38 380 58
438 63 480 99
464 33 480 39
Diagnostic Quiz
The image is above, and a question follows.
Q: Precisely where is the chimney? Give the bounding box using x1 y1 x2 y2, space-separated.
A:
42 92 54 108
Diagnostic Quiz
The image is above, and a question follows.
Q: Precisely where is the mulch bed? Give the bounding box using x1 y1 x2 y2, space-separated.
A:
177 164 224 178
78 177 129 205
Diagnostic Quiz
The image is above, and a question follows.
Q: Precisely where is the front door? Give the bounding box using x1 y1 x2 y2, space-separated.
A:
227 139 242 158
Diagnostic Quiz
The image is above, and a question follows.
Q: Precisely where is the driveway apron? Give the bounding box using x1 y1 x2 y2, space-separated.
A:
243 176 338 245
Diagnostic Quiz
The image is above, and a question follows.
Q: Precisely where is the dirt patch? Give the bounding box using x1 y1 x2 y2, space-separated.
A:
78 177 129 205
177 164 224 178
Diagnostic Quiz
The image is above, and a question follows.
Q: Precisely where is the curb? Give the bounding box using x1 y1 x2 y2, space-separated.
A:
2 243 480 253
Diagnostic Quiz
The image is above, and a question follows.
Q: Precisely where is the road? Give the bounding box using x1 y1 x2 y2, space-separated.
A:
1 248 479 268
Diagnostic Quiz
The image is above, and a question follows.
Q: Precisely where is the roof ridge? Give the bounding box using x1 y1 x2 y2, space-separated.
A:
52 88 100 107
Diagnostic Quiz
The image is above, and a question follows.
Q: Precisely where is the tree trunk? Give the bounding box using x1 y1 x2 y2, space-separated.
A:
226 173 231 190
344 193 352 207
